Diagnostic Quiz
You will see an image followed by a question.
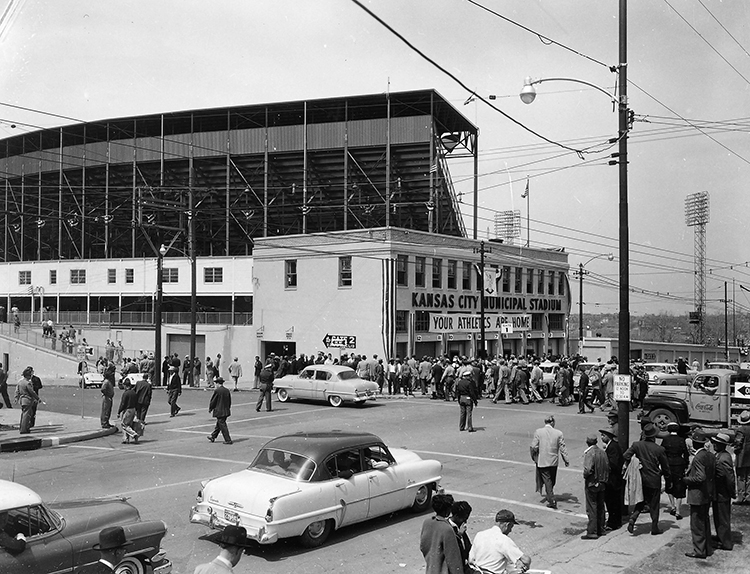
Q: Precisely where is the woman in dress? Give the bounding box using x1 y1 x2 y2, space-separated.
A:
662 422 690 519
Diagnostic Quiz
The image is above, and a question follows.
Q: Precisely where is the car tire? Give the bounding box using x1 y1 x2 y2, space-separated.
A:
648 408 677 430
115 556 146 574
299 519 333 548
538 385 548 399
328 395 343 408
277 388 290 402
411 484 432 512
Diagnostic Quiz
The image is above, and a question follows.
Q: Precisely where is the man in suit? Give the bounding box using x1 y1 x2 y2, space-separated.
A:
420 493 464 574
207 377 233 445
600 427 624 530
134 373 153 425
194 525 252 574
530 415 570 509
581 433 610 539
683 430 716 559
456 371 478 432
255 360 274 412
623 423 671 535
711 432 735 551
448 500 473 574
91 526 132 573
733 410 750 504
166 365 182 417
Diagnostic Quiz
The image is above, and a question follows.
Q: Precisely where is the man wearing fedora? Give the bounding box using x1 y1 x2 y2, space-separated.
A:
92 526 132 573
733 410 750 504
166 364 182 417
711 432 736 551
600 427 624 530
683 430 716 559
207 377 233 445
623 422 670 535
194 525 252 573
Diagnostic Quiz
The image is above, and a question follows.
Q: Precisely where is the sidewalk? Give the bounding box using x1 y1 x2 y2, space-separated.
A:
0 407 117 452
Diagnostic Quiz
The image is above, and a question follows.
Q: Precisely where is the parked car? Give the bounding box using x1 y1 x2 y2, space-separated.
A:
190 431 442 547
706 361 740 372
119 372 145 390
79 372 104 389
537 362 559 398
274 365 379 407
643 363 692 387
0 479 171 574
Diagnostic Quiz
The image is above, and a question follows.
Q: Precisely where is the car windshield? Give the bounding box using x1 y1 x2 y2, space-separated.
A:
338 370 359 381
645 365 667 372
250 448 316 481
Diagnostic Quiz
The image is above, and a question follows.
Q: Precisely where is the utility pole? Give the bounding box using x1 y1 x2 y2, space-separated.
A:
474 241 490 359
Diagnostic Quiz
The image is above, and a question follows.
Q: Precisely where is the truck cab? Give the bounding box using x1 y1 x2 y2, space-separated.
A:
643 368 750 430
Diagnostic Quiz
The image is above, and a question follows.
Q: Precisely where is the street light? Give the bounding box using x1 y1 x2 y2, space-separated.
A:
577 253 614 355
520 76 617 106
155 243 167 386
520 0 629 452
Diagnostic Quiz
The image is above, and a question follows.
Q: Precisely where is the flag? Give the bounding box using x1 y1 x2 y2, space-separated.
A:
521 177 529 198
429 161 438 174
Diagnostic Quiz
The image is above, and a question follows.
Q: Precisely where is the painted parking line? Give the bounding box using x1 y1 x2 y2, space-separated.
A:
413 449 581 474
447 489 587 519
170 405 334 431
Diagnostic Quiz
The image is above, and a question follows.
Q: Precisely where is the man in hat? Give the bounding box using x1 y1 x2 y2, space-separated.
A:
256 359 274 412
194 525 252 574
456 370 478 432
166 364 182 417
581 433 610 539
600 427 625 529
530 415 569 509
92 526 132 573
117 378 139 444
733 410 750 504
711 432 735 551
683 430 716 559
623 423 670 535
469 509 531 574
207 377 233 445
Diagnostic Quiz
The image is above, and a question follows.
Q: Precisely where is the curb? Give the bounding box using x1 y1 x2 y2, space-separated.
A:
0 425 118 453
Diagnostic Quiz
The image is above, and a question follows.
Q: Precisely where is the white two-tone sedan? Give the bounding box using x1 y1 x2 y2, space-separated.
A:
190 431 442 547
274 365 378 407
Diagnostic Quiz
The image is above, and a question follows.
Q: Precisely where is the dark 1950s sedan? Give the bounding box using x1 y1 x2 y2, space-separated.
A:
0 479 171 574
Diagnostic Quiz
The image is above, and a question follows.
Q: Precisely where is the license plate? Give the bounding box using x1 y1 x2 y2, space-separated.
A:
224 509 240 523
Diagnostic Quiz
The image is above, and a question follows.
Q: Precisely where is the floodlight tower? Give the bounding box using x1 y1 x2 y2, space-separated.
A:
685 191 710 343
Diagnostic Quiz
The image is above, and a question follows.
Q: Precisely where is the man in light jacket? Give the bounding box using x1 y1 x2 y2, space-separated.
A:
530 415 570 509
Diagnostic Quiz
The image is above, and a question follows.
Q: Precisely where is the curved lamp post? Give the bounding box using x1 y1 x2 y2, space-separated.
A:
154 243 168 386
577 253 614 355
520 3 629 452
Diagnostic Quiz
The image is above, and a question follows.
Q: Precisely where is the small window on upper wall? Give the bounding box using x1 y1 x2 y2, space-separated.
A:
162 268 178 283
71 269 86 284
49 270 57 285
125 269 134 284
396 255 408 286
526 268 534 294
558 271 566 296
447 260 457 289
19 271 31 285
339 256 352 287
514 267 523 293
462 262 472 291
432 258 442 288
107 269 116 284
205 267 223 283
415 257 426 288
502 266 511 293
548 271 556 295
538 270 545 294
285 260 297 288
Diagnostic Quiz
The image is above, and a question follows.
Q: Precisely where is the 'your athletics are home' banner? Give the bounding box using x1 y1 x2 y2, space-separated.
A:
429 313 530 333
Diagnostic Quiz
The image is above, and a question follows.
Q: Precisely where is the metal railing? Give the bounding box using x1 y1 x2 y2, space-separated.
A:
10 311 253 327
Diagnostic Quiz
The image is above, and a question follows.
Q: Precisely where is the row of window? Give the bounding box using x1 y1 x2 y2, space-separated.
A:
396 311 566 332
397 255 565 295
285 257 352 289
19 267 224 286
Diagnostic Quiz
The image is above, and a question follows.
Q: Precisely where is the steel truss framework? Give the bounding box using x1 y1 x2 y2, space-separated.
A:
0 89 477 262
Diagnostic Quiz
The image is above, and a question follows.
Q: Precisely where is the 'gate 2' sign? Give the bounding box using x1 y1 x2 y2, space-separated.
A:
323 334 357 349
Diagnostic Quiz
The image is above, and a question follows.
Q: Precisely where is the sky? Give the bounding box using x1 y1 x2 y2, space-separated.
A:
0 0 748 322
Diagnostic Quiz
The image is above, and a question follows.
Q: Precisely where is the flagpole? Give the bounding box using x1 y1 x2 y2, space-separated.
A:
525 175 530 247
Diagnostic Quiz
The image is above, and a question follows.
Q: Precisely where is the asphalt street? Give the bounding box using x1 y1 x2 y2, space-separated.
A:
1 386 685 574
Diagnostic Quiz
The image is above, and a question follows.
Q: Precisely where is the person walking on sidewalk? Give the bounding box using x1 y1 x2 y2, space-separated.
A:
581 433 609 539
100 374 115 429
29 371 43 429
14 367 39 434
623 423 671 536
256 360 274 412
0 364 12 409
134 373 153 425
530 415 570 509
207 377 233 445
166 365 182 417
228 357 243 392
711 432 735 551
683 430 716 559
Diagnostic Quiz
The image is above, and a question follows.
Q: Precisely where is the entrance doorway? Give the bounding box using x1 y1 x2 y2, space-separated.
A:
263 341 297 361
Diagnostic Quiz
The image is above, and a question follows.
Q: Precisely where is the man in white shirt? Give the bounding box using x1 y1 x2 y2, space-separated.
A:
469 509 531 574
194 525 252 574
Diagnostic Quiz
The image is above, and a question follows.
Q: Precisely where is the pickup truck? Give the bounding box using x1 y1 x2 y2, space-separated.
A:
642 368 750 431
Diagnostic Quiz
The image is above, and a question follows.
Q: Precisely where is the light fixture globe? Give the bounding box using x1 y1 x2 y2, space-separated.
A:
520 77 537 104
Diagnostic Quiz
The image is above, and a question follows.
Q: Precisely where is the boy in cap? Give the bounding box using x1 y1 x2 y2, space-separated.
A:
194 525 252 573
469 509 531 574
683 430 716 559
711 432 735 551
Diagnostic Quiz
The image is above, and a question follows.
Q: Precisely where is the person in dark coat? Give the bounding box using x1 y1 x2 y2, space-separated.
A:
711 432 735 551
683 430 716 559
117 379 139 444
581 434 610 539
207 377 233 445
600 427 624 529
419 493 463 574
134 373 153 424
662 422 689 520
255 361 274 412
623 423 671 535
455 371 478 432
166 365 182 417
448 500 473 574
92 526 132 573
100 375 115 429
733 410 750 504
29 372 43 428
